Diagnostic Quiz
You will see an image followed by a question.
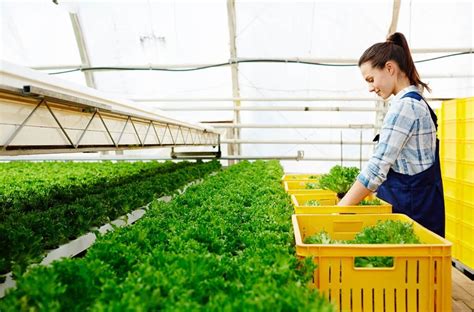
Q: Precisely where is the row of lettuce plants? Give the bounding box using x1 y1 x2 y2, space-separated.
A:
0 161 191 215
1 160 221 278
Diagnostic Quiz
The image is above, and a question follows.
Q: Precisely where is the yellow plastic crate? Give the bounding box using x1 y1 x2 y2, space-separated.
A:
291 194 392 214
461 181 474 206
440 99 457 121
455 97 474 120
281 173 321 181
457 241 474 271
293 214 452 312
439 139 457 161
447 235 459 261
460 221 473 246
282 180 336 196
444 195 459 219
460 202 474 227
442 177 460 199
445 214 460 260
457 140 474 162
440 120 458 140
458 97 474 119
458 160 474 183
441 159 474 185
458 121 474 141
440 158 457 179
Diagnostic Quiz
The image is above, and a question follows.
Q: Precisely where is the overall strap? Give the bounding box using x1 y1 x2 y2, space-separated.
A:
373 91 438 143
401 91 438 131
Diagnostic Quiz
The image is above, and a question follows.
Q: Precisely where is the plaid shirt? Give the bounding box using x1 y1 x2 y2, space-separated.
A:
358 85 437 191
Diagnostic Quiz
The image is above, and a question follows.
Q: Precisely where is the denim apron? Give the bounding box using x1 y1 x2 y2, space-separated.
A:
375 91 445 237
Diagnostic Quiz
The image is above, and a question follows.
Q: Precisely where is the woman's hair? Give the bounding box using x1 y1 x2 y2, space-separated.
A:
358 32 431 92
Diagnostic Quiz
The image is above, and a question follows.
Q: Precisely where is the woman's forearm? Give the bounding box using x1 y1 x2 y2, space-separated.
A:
337 180 372 206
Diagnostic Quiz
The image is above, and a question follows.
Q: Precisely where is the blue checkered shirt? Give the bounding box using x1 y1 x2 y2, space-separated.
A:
358 86 437 191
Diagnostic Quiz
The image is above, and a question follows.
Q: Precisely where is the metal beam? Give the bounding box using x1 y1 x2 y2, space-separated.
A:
206 123 376 129
133 96 382 102
131 96 454 102
0 155 370 162
155 106 387 112
69 13 96 88
227 0 241 162
0 144 216 156
220 139 374 145
387 0 401 35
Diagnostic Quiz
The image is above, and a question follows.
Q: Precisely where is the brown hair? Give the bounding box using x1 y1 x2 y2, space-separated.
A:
358 32 431 93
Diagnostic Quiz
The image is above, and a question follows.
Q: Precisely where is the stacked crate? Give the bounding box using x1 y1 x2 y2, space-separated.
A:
439 97 474 271
281 174 391 213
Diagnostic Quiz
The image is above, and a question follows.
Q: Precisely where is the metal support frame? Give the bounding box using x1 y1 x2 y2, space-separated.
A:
2 99 44 150
170 134 222 159
75 110 97 148
0 83 220 155
178 126 185 144
166 124 175 145
387 0 401 35
1 154 370 162
129 118 143 146
206 123 376 129
374 100 389 139
142 121 153 147
151 122 161 145
132 96 454 102
97 111 117 147
116 116 130 145
220 139 374 145
154 105 388 112
43 101 75 146
227 0 241 163
340 131 343 166
69 13 96 89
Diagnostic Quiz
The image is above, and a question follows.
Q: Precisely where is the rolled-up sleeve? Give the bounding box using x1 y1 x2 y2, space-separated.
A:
358 99 416 191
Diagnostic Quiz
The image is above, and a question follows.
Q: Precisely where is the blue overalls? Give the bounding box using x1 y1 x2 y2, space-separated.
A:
375 91 445 237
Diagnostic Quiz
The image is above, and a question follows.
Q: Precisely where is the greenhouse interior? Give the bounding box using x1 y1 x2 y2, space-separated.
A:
0 0 473 311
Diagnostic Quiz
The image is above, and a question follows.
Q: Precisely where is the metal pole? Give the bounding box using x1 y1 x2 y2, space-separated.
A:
220 139 374 145
227 0 241 163
69 13 96 89
360 130 363 170
340 131 343 166
208 123 376 129
154 105 387 112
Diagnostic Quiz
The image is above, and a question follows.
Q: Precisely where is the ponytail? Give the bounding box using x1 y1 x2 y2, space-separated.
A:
358 32 431 93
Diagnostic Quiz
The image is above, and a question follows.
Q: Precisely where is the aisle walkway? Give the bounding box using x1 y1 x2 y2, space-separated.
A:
452 266 473 312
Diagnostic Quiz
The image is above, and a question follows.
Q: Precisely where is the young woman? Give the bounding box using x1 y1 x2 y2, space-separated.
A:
338 32 445 237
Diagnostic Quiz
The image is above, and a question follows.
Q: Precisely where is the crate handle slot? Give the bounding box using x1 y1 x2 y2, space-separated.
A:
353 256 395 269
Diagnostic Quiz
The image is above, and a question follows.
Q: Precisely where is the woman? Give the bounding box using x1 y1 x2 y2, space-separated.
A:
338 32 445 237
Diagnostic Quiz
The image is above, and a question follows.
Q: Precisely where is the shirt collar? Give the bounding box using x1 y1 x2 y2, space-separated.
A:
392 85 420 102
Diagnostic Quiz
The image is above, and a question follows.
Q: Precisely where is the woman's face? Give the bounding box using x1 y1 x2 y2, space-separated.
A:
360 61 395 100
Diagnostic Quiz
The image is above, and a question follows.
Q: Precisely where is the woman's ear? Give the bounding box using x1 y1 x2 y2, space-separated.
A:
385 61 396 75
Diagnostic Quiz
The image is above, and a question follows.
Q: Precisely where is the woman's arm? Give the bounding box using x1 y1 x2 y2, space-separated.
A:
337 180 372 206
